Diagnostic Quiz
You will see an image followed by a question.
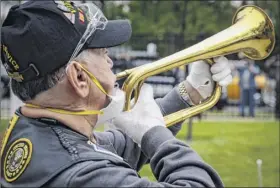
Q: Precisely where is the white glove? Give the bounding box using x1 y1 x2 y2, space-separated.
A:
187 56 232 99
111 84 165 146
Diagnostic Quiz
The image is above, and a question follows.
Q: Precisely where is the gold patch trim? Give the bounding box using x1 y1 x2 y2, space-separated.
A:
4 138 33 182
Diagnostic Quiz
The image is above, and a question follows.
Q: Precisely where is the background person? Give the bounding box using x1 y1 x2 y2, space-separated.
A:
235 52 260 117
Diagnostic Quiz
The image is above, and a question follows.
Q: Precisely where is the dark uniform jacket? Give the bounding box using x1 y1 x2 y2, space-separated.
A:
0 87 223 187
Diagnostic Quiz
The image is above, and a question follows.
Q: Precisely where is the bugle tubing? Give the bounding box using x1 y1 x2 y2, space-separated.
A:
116 5 275 127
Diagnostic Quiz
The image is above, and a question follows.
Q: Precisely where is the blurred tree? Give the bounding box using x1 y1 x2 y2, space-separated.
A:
124 1 236 54
103 1 124 20
102 1 278 57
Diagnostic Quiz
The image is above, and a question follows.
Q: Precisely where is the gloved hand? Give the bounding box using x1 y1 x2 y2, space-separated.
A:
186 56 232 100
111 84 165 146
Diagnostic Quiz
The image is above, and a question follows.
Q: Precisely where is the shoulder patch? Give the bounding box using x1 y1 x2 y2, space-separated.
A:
4 138 33 182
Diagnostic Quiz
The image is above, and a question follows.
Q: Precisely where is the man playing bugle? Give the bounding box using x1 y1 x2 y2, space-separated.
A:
1 1 232 187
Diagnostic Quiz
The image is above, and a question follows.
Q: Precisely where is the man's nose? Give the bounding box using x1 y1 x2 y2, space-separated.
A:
107 57 114 68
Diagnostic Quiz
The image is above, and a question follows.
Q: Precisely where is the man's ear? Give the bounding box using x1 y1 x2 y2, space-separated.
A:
66 61 90 98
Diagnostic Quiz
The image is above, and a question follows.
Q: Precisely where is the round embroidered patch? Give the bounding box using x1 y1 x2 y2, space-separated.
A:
4 138 33 182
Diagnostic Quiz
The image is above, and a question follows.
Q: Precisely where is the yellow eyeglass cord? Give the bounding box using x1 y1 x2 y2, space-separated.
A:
24 64 108 116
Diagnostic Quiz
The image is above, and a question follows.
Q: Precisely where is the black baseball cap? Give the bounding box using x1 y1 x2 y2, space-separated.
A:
1 0 132 82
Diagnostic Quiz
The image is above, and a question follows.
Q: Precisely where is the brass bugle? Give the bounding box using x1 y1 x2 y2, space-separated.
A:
116 5 275 127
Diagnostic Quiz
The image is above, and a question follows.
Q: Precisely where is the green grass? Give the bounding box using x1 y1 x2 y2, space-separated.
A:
139 121 280 187
1 119 279 186
0 119 9 132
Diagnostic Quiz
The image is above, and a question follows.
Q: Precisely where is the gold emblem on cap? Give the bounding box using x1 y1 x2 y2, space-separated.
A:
55 0 76 14
7 72 24 82
4 138 33 182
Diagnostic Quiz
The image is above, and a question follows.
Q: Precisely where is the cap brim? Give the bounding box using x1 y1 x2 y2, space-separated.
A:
87 20 132 48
